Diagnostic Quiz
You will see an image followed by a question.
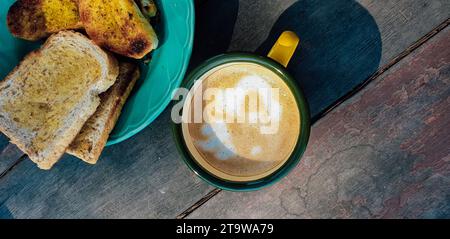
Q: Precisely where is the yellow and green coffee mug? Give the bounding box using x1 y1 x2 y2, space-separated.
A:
173 31 310 191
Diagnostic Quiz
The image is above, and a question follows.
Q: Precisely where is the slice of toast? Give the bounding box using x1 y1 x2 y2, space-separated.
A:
79 0 159 59
67 62 139 164
0 31 119 169
7 0 83 41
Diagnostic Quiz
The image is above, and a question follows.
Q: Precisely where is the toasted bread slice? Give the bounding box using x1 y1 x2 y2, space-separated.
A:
7 0 83 41
79 0 158 59
0 31 119 169
67 62 139 164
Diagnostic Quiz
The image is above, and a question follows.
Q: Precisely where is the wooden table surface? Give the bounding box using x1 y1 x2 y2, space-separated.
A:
0 0 449 219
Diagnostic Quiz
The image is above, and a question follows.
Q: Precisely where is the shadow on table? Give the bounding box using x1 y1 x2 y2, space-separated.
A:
256 0 382 121
188 0 239 70
0 204 13 219
0 133 8 151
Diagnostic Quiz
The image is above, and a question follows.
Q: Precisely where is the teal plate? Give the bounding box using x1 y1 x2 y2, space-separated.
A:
0 0 195 146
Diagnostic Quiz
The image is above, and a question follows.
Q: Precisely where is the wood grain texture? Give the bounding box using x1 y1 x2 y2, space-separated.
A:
0 134 7 151
180 0 450 218
0 110 213 218
187 27 450 219
225 0 450 118
0 0 449 218
0 134 24 175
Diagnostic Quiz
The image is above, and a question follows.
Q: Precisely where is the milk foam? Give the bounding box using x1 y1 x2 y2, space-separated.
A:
218 74 282 124
199 123 237 160
197 74 282 160
251 146 262 156
235 75 282 134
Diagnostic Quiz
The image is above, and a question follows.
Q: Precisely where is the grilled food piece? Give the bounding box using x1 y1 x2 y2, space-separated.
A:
0 31 119 169
7 0 83 41
137 0 158 19
67 62 139 164
79 0 159 59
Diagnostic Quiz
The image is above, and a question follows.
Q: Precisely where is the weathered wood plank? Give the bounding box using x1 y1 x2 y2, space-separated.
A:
0 133 24 175
0 134 7 151
228 0 450 118
180 0 450 218
187 27 450 219
0 0 449 218
0 110 213 218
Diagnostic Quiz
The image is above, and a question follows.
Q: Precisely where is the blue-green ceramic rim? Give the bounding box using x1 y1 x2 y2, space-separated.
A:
172 53 311 191
106 0 195 145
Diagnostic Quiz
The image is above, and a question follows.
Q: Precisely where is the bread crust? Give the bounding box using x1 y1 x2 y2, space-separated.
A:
67 62 140 164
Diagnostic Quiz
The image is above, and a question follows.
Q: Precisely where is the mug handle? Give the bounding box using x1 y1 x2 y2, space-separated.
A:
267 31 300 67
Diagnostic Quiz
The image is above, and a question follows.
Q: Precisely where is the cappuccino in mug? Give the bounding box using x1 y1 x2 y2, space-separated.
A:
181 62 301 182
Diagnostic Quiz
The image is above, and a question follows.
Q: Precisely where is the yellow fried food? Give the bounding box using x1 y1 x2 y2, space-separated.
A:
79 0 159 59
7 0 82 41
